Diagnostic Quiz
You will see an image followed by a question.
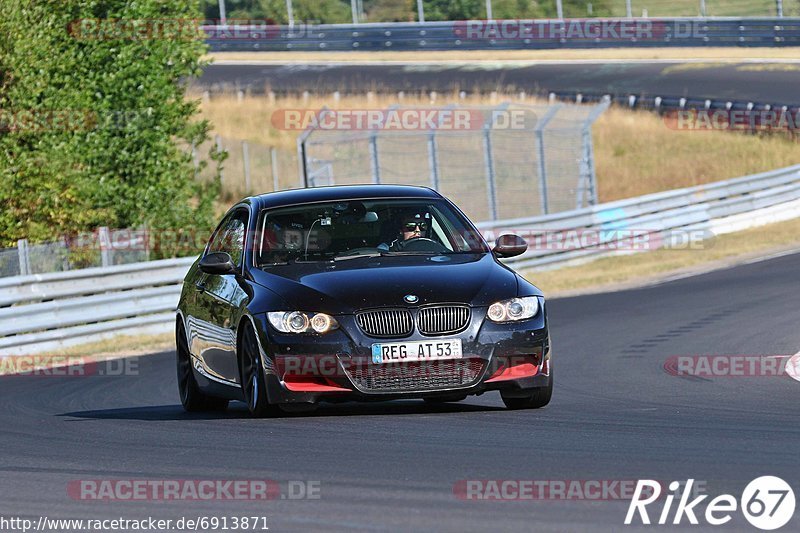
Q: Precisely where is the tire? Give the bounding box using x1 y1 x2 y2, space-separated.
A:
176 321 228 412
239 322 280 418
501 368 553 410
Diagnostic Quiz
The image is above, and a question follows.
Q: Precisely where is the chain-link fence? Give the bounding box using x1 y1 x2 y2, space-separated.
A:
0 229 153 279
192 135 300 200
298 102 608 223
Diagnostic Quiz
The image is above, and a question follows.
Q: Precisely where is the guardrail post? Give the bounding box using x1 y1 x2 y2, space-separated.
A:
98 227 112 267
17 239 31 276
369 133 381 184
242 141 251 194
271 147 280 192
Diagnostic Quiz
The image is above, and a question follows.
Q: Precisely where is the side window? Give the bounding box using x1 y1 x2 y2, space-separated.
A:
207 210 248 268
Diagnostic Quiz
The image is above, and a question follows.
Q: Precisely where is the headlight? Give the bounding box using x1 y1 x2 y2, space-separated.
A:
487 296 540 323
267 311 339 334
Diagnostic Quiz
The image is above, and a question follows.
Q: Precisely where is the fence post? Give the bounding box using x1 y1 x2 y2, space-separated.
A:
271 147 280 192
98 227 112 267
369 133 381 184
581 100 610 207
427 131 440 190
17 239 31 276
242 141 251 194
482 127 498 221
297 137 308 187
215 135 225 184
534 105 562 216
191 141 199 179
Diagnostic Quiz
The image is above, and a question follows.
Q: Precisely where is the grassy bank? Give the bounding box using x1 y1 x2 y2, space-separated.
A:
198 92 800 202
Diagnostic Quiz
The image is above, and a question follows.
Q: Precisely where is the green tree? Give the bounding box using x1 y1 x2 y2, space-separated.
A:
0 0 221 253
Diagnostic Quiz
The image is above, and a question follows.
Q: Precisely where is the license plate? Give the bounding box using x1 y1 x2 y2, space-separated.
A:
371 339 462 364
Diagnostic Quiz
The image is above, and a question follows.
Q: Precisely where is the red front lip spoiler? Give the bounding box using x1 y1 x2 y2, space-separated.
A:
282 375 350 392
485 362 539 383
280 353 547 392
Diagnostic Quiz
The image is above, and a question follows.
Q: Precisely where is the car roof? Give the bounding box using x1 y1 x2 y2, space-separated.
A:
250 184 442 210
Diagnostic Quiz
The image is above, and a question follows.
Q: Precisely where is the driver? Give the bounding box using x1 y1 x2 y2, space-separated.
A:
384 212 430 251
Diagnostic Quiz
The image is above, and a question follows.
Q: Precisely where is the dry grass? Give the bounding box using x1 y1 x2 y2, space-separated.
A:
522 216 800 296
593 107 800 201
208 48 800 63
198 92 800 203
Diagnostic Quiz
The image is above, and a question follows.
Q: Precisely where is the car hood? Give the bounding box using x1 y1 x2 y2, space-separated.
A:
249 253 526 314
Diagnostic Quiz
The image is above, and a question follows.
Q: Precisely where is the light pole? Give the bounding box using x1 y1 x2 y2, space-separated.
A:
417 0 425 23
351 0 358 23
556 0 564 19
485 0 493 21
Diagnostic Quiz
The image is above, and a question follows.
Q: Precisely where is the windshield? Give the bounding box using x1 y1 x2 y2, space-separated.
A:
255 198 489 266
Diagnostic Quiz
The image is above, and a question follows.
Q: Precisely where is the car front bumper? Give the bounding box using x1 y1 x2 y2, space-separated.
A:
252 303 550 405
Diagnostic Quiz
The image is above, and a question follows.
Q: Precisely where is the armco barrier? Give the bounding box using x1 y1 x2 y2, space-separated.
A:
479 164 800 269
2 164 800 355
204 18 800 52
0 257 195 356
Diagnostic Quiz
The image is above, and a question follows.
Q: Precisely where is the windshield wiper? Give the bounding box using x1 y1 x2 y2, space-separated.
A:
333 252 387 261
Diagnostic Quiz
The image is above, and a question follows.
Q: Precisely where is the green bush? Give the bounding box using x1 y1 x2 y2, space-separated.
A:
0 0 222 255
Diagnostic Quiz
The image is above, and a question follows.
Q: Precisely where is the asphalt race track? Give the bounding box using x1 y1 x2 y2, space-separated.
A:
2 251 799 532
198 61 800 105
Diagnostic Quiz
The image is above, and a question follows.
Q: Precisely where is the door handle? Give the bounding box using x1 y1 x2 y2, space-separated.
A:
195 281 206 293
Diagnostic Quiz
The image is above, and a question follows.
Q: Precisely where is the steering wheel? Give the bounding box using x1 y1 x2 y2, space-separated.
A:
398 238 448 253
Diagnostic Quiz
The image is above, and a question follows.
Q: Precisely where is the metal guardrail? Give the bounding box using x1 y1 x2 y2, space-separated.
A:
204 18 800 52
546 91 800 122
478 163 800 269
2 163 800 355
0 258 195 355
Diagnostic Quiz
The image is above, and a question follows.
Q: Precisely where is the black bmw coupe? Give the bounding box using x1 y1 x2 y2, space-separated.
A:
176 185 552 416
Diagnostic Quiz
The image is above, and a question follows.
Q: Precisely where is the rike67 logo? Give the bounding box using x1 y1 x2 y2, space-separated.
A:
625 477 795 530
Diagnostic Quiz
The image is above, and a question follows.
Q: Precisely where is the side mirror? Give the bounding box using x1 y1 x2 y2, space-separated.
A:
199 252 236 275
493 234 528 258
